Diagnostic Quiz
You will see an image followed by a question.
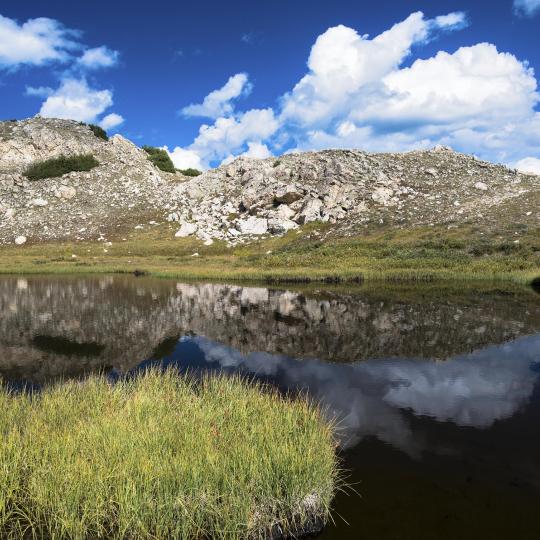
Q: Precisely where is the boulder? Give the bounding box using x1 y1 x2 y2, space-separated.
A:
14 235 27 245
474 181 488 191
296 198 323 224
268 217 298 234
371 187 394 206
274 184 303 205
31 198 48 207
237 216 268 235
58 186 77 200
175 222 198 238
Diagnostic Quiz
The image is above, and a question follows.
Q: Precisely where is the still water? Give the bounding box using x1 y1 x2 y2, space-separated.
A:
1 276 539 539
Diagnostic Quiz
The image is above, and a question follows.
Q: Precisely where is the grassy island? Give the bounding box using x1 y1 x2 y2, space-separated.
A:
0 370 338 539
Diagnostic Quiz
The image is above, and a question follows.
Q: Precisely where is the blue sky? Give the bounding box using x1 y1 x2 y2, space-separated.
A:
1 0 539 172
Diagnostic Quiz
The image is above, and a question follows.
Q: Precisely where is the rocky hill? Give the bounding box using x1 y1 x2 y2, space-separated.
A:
0 117 538 246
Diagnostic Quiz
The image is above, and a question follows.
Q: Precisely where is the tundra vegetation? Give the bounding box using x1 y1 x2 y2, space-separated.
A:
23 154 100 181
0 369 339 539
142 145 176 173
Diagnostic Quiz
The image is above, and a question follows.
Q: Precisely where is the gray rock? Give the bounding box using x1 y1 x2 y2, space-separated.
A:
175 222 198 237
14 235 27 245
238 216 268 235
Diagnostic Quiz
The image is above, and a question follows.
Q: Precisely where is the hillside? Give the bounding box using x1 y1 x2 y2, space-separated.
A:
0 117 539 282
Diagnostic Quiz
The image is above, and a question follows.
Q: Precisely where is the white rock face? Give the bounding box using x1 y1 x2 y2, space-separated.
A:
297 199 323 224
57 186 77 200
14 235 27 245
175 222 198 237
371 187 394 206
474 182 488 191
31 198 48 207
237 216 268 235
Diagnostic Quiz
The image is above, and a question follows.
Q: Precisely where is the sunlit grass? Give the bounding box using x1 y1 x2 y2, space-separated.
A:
0 369 339 539
0 222 538 284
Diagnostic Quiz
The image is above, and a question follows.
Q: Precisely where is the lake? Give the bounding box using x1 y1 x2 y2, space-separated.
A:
1 275 539 539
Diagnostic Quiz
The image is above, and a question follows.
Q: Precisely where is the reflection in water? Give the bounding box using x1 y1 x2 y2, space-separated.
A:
1 276 540 540
155 333 540 455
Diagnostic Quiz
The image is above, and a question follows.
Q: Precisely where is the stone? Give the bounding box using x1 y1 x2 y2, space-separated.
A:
175 222 198 237
14 235 27 245
371 187 394 206
474 181 488 191
296 198 323 224
274 184 303 204
268 217 298 234
58 186 77 200
238 216 268 235
31 198 48 207
425 168 438 177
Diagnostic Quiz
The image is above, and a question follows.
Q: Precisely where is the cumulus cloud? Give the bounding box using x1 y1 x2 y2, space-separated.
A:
172 10 540 167
39 78 113 123
0 14 80 68
181 73 252 119
220 141 273 165
99 112 124 130
25 85 54 97
167 146 205 170
514 157 540 175
514 0 540 16
172 108 278 169
78 46 119 69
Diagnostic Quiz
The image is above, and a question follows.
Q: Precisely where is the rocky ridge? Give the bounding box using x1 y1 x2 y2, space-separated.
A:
1 117 538 246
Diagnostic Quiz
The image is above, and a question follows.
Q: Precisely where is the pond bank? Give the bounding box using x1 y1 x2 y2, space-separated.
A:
0 370 339 539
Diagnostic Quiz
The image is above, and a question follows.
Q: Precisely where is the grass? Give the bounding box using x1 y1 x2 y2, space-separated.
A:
24 154 99 180
1 222 539 285
0 369 338 539
143 146 176 173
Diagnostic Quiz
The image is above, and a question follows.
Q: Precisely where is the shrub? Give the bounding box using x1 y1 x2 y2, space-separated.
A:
24 154 99 180
177 168 202 177
88 123 109 141
142 146 176 173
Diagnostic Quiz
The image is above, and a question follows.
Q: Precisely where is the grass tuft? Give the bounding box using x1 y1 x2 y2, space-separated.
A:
0 369 339 539
24 154 99 180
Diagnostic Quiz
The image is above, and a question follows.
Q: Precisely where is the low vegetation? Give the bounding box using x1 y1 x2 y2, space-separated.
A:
0 222 539 285
88 123 109 141
177 167 202 177
142 145 176 173
0 369 338 539
24 154 99 180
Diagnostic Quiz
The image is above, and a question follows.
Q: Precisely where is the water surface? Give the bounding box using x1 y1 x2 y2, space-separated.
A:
1 276 539 539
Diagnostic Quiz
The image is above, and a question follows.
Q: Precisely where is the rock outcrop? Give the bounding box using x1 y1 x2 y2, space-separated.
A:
1 117 539 246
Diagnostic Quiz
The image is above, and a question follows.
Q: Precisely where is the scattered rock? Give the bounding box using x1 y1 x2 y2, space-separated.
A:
474 182 488 191
31 198 48 207
175 222 198 238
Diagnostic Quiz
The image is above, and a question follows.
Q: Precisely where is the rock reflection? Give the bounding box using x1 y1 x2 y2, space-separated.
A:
0 276 539 384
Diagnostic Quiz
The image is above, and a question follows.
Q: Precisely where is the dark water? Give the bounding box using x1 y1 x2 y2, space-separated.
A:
1 276 540 539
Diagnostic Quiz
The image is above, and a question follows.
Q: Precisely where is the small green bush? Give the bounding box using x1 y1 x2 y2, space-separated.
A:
142 146 176 173
177 168 202 177
88 124 108 141
24 154 99 180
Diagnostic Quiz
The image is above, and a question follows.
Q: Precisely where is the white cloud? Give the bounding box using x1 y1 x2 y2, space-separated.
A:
221 141 272 165
25 85 54 97
434 11 468 29
182 73 252 119
514 157 540 175
173 108 278 169
99 112 124 130
167 146 205 171
514 0 540 16
173 10 540 167
39 78 113 123
0 14 80 68
78 46 119 69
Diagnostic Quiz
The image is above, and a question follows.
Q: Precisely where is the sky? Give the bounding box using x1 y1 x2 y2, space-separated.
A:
1 0 540 173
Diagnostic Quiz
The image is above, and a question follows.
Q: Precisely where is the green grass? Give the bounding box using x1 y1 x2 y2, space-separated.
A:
24 154 99 180
0 369 338 539
143 146 176 173
0 222 538 285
